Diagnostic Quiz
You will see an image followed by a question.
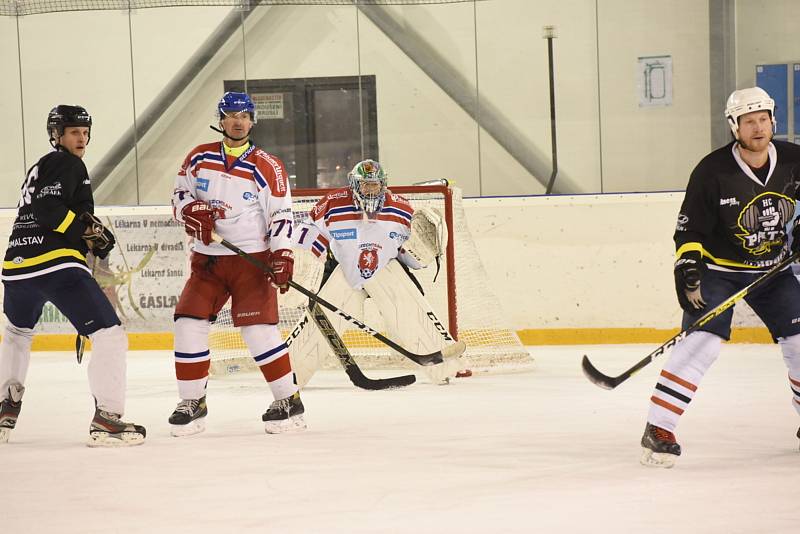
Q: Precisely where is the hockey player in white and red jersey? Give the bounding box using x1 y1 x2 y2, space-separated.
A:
168 92 305 435
289 159 465 386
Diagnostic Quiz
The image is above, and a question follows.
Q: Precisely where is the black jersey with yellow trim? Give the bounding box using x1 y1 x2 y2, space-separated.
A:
2 149 93 281
674 140 800 271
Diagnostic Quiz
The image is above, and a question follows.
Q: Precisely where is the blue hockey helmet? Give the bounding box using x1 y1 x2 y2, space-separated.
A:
217 92 256 122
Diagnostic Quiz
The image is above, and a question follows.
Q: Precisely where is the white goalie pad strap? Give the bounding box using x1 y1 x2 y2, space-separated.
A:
286 267 367 388
0 323 34 397
403 207 447 268
88 325 128 415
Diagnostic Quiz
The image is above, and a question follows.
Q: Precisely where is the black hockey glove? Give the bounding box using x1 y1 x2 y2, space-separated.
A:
674 250 707 313
80 212 115 259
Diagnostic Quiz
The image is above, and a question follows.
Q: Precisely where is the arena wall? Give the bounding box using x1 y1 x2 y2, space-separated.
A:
0 192 775 349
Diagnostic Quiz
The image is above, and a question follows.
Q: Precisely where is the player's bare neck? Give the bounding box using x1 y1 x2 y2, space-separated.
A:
736 144 769 169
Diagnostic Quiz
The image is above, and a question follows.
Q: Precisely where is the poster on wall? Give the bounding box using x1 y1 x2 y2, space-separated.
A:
637 55 673 107
9 213 188 334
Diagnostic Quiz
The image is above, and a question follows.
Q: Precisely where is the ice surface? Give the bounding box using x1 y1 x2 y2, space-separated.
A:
3 345 797 533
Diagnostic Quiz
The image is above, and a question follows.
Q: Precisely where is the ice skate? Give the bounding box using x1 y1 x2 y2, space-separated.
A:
88 408 146 447
0 383 24 444
168 396 208 437
640 422 681 468
262 392 306 434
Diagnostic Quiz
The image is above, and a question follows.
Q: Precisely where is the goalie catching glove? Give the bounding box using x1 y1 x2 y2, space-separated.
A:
402 206 448 268
268 249 294 294
80 212 115 259
182 200 225 245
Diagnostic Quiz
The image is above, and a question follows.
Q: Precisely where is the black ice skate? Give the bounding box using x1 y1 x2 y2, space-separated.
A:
640 422 681 468
262 392 306 434
0 383 24 444
168 396 208 437
88 408 146 448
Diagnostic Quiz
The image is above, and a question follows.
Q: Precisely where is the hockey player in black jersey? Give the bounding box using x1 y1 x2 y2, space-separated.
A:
641 87 800 467
0 105 145 447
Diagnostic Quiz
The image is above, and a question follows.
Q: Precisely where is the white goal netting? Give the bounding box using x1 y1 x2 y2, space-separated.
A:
209 183 532 376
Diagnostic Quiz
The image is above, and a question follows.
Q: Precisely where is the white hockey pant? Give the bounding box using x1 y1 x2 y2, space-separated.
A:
0 323 33 400
88 324 129 415
779 333 800 417
647 330 722 432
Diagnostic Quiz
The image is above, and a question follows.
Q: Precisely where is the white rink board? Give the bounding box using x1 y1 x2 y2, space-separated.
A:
0 193 773 333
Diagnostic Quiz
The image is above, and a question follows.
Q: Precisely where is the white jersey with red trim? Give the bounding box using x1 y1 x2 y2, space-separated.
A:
294 188 416 289
172 141 293 255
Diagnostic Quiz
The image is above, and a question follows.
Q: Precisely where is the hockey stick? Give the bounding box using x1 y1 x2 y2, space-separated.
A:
211 231 466 366
76 254 99 364
307 302 416 390
582 250 800 390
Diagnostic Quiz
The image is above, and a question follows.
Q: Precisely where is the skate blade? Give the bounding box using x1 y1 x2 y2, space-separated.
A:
87 431 145 448
0 427 11 444
264 414 307 434
640 447 677 468
170 418 206 437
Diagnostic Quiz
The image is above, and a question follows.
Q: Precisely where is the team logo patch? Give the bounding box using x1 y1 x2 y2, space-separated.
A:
243 191 257 202
331 228 357 240
196 177 210 192
358 247 379 279
736 192 794 255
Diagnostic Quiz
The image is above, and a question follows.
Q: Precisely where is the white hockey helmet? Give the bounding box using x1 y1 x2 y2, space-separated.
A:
725 87 776 138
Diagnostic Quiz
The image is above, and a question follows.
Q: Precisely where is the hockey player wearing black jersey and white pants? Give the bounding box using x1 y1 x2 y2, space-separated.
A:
641 87 800 468
0 105 145 447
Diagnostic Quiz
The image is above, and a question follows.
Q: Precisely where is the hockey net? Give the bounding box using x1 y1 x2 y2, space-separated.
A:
208 183 532 376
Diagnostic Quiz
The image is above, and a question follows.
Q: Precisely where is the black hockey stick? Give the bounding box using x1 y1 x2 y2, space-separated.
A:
211 231 466 366
307 302 416 390
582 250 800 390
76 254 98 364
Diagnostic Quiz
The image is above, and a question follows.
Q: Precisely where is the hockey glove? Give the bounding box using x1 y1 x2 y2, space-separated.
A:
791 216 800 253
80 212 115 259
674 250 707 313
268 249 294 294
182 200 224 245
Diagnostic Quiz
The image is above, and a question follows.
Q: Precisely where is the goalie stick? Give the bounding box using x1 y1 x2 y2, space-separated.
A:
582 250 800 390
306 302 416 390
211 231 466 366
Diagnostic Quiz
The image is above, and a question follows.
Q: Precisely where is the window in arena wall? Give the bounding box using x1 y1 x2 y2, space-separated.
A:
224 76 379 189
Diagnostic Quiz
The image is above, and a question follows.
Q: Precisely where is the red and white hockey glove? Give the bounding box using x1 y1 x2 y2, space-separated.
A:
181 200 224 245
268 249 294 294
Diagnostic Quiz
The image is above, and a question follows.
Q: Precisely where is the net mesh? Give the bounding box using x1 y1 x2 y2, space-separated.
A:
1 0 479 17
209 185 532 376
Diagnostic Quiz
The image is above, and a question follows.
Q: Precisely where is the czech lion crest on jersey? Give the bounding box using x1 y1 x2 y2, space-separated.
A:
735 192 794 255
358 246 379 279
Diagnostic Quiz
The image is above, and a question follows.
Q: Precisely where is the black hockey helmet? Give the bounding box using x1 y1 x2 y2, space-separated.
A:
47 105 92 146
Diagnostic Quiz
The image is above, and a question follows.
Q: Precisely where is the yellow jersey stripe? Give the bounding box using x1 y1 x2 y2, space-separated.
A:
675 242 703 257
3 248 86 270
55 210 76 234
677 241 774 270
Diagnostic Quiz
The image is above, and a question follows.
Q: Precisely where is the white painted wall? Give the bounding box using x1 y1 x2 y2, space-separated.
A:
2 1 797 208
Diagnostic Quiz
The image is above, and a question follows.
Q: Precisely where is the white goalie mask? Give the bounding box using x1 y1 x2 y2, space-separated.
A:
348 159 387 214
725 87 776 139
